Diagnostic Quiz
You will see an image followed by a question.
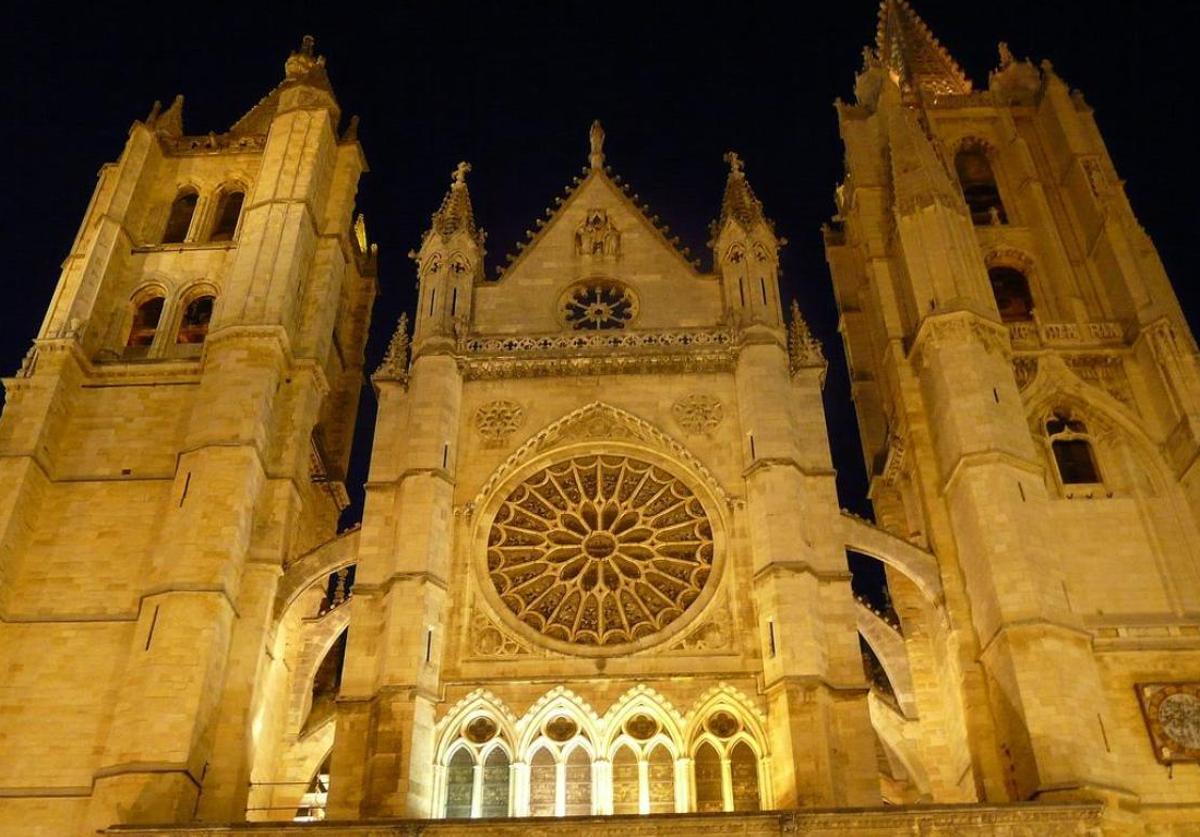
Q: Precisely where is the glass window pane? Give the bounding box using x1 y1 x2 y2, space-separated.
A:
480 748 510 818
693 742 723 813
444 748 474 819
1054 439 1099 484
730 741 760 812
528 748 556 817
647 744 674 814
611 746 639 815
563 747 592 816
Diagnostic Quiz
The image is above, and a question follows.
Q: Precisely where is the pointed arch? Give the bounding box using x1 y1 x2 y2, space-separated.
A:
433 689 519 763
516 686 601 755
682 683 769 754
471 401 729 511
599 685 685 760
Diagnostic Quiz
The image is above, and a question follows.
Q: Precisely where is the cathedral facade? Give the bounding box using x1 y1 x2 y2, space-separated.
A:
0 3 1197 835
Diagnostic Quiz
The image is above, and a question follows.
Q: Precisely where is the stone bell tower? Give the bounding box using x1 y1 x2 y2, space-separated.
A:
328 125 878 821
826 0 1200 825
0 37 375 835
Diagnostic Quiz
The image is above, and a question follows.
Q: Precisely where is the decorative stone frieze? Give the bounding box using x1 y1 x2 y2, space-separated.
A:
459 327 737 380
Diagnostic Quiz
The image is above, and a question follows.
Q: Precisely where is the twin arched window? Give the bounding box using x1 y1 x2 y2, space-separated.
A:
955 146 1007 226
124 287 216 352
160 185 245 244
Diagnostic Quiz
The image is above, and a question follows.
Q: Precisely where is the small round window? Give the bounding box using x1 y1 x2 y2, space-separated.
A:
560 280 637 330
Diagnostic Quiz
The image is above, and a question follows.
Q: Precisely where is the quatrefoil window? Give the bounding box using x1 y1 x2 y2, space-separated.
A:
487 455 714 647
560 280 637 330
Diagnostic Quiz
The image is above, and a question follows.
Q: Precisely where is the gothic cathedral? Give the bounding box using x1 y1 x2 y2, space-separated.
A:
1 3 1197 836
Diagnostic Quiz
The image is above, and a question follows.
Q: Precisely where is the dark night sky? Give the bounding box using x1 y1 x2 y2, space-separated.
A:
2 2 1196 554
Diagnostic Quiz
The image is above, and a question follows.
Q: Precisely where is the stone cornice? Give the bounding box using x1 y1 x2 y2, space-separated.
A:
909 310 1011 370
100 801 1105 834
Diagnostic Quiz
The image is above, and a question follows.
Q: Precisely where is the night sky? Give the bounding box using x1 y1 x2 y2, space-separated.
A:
2 3 1196 567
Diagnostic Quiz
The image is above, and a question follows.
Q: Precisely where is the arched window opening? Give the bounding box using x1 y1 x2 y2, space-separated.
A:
646 744 674 814
444 748 475 819
528 748 557 817
988 266 1034 323
293 754 331 822
1047 413 1100 485
162 190 199 243
209 190 245 241
563 746 592 816
729 742 760 812
955 148 1006 225
480 748 510 818
127 295 165 349
177 295 215 344
612 746 639 815
694 742 723 812
306 630 347 732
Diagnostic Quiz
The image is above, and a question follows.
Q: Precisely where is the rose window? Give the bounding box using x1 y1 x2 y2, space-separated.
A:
561 281 637 330
487 455 714 647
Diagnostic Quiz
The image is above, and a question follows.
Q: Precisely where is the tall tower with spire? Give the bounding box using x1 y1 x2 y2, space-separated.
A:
0 37 376 834
826 0 1200 826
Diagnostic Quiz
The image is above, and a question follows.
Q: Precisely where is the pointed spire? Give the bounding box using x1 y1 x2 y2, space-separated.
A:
719 151 769 230
789 300 826 374
876 0 971 98
431 162 484 248
153 95 184 137
230 36 336 135
588 120 606 169
373 312 410 383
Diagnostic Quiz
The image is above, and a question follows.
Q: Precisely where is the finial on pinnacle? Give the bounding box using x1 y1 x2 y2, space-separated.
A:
724 151 744 177
589 120 606 169
997 41 1014 68
285 34 323 80
452 161 472 188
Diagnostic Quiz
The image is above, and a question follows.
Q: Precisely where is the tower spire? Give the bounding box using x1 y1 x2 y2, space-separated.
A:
431 161 484 248
876 0 971 98
719 151 769 231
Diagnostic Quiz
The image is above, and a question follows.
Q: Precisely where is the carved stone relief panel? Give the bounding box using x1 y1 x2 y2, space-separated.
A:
574 208 621 257
672 394 725 435
475 400 526 446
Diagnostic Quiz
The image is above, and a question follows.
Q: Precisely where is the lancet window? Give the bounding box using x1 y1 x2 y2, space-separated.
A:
1046 412 1101 486
435 694 766 819
162 189 199 243
988 266 1034 323
209 188 245 241
691 710 763 812
955 145 1006 225
126 293 165 351
440 715 514 819
176 293 215 344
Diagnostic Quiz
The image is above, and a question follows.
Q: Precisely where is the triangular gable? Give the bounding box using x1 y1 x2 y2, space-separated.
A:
495 167 702 282
473 167 723 333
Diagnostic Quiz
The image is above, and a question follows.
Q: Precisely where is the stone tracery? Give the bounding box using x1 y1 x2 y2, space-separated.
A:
487 455 714 647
